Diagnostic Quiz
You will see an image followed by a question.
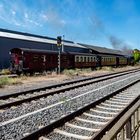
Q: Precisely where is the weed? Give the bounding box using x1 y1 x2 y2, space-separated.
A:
0 77 22 88
1 69 11 75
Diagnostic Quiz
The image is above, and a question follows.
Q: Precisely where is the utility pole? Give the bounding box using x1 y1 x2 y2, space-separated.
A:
57 36 62 74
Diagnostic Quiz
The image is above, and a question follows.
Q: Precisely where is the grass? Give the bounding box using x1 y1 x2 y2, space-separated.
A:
0 69 11 75
62 67 114 77
0 77 22 88
63 68 92 76
101 66 114 71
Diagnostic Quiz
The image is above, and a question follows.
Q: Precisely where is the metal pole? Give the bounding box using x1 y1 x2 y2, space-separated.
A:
62 35 64 52
58 47 61 74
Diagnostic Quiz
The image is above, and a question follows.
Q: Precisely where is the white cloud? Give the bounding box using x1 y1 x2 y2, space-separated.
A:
41 10 66 28
0 1 43 28
12 10 16 15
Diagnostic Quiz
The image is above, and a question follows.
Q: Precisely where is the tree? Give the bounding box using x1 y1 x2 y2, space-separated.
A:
133 49 140 62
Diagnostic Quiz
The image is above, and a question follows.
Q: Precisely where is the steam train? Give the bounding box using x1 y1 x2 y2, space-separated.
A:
10 48 133 75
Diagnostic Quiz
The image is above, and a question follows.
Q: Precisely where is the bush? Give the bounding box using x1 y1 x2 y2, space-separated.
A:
63 69 77 76
0 77 22 88
0 77 10 88
1 69 11 75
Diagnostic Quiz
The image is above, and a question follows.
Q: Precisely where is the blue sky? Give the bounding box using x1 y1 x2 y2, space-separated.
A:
0 0 140 49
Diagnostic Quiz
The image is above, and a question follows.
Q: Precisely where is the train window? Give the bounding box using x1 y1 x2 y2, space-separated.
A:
81 56 83 62
75 56 79 62
33 55 38 62
77 56 79 62
41 55 46 62
87 57 89 62
88 57 90 62
90 57 92 62
84 57 86 62
78 56 81 62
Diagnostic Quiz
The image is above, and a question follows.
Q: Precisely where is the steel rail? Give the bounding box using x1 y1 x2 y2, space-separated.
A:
21 77 140 140
0 68 140 109
1 68 139 100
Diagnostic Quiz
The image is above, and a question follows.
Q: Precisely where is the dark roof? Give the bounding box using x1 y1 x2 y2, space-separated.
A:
79 43 125 56
0 28 73 43
10 48 94 56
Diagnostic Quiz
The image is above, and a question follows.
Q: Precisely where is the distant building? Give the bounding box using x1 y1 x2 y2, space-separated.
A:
0 29 89 69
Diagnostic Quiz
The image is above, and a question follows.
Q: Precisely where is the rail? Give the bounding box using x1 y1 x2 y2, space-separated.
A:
96 98 140 140
21 78 140 140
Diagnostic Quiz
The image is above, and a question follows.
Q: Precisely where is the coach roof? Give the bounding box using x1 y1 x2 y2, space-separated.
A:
10 48 94 56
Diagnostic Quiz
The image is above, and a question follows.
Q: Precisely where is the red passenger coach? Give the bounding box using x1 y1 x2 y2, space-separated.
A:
10 48 73 74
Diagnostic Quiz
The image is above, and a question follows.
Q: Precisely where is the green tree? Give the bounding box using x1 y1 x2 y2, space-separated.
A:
133 49 140 62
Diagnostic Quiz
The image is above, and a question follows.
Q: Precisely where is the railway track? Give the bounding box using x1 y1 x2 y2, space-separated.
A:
25 79 140 140
0 69 140 140
0 74 17 78
0 68 140 109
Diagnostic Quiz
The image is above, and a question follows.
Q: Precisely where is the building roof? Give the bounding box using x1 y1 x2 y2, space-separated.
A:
0 28 87 49
79 43 125 56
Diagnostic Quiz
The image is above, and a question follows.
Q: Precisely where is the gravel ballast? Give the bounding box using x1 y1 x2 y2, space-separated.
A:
0 73 140 140
0 72 139 122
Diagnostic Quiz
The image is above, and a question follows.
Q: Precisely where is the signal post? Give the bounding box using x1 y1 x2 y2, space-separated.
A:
57 36 62 74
